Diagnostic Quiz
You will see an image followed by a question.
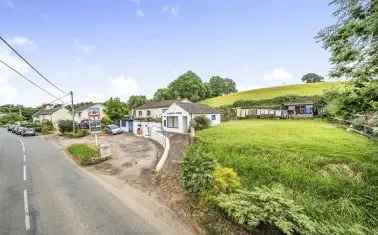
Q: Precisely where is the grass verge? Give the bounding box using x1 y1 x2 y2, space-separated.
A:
67 144 105 166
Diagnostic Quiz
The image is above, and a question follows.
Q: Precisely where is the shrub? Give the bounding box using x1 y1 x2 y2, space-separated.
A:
213 166 241 193
67 144 98 165
215 185 317 235
190 115 210 130
181 147 217 194
41 120 54 134
351 116 366 130
101 116 112 126
58 120 74 133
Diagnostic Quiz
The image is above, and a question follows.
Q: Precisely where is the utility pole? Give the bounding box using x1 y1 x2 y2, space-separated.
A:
70 91 75 133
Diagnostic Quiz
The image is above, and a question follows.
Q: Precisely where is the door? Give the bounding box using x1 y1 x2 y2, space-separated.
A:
128 120 133 133
182 116 188 133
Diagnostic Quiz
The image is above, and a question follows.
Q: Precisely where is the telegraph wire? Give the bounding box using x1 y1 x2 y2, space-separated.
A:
0 58 63 101
0 36 67 94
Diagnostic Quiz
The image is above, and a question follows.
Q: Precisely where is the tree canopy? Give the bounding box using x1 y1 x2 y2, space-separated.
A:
103 97 129 121
207 76 237 97
301 73 325 83
317 0 378 79
127 95 147 110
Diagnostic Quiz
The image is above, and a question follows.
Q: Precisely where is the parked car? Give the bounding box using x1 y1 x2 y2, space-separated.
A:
16 126 26 135
79 119 90 129
105 125 123 135
12 125 20 133
21 128 36 137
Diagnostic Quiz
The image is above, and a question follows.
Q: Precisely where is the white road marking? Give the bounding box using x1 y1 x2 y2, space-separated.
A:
24 154 26 162
24 189 31 231
19 139 25 153
23 165 27 181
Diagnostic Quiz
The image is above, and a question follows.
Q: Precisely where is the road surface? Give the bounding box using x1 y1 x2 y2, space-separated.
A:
0 128 161 235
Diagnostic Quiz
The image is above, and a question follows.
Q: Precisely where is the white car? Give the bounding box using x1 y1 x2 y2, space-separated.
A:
105 125 123 135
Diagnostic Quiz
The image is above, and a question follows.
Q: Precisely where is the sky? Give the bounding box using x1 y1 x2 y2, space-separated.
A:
0 0 336 106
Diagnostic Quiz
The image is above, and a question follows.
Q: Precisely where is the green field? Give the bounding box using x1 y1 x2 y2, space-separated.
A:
201 82 343 107
194 119 378 233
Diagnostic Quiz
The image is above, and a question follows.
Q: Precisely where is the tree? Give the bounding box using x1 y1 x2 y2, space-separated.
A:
207 76 238 97
167 71 208 102
301 73 325 83
103 97 129 121
127 95 147 110
153 88 173 101
317 0 378 79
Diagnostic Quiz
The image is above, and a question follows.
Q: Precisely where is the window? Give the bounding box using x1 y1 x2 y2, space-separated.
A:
304 105 313 114
167 116 178 128
147 110 151 116
138 111 142 117
211 114 216 120
163 120 167 127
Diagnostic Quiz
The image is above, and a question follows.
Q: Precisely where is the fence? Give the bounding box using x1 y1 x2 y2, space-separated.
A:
329 117 377 139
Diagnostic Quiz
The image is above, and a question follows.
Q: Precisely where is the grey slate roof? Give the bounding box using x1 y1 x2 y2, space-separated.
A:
176 102 219 114
136 100 177 109
76 103 103 112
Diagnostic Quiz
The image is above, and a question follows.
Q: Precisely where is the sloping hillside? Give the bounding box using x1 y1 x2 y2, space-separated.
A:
202 82 343 107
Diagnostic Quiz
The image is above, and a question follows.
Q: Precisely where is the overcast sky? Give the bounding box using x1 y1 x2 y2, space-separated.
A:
0 0 335 106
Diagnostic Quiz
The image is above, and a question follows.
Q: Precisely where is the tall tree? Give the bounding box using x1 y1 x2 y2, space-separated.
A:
127 95 147 110
317 0 378 79
153 88 173 101
301 73 325 83
168 71 208 102
207 76 237 97
103 97 129 121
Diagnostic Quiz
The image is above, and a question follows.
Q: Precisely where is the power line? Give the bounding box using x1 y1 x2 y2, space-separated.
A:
0 36 67 94
0 58 63 101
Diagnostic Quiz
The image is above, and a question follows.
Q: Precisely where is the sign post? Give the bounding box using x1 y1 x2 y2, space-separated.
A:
88 108 101 147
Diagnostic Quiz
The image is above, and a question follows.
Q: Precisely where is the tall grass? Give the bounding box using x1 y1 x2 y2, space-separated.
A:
194 119 378 232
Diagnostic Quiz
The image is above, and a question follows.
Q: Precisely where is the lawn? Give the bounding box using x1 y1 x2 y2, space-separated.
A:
201 82 343 107
194 119 378 233
67 144 99 165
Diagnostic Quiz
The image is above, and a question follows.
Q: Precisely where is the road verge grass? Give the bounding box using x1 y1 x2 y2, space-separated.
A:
67 144 105 166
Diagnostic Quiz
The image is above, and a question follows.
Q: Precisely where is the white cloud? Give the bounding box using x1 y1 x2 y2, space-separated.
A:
263 68 293 83
0 84 17 104
8 36 36 49
74 39 96 54
136 9 145 17
161 5 179 16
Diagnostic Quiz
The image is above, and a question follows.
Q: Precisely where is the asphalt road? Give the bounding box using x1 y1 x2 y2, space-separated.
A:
0 128 161 235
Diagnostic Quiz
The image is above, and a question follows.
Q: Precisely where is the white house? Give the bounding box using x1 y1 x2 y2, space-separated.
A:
133 100 177 119
32 105 72 128
74 103 105 122
162 101 221 134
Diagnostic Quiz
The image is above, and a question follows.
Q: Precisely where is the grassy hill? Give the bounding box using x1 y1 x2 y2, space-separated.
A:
202 82 343 107
188 119 378 234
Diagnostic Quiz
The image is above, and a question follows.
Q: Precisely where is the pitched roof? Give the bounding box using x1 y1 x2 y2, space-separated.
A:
136 100 177 109
76 103 103 112
33 106 68 117
176 102 219 114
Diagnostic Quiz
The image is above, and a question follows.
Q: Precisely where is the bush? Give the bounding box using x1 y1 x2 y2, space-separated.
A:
190 115 210 130
41 120 54 134
351 116 366 130
67 144 98 165
181 147 217 194
63 129 89 138
101 116 112 126
215 185 317 235
213 166 241 193
58 120 74 134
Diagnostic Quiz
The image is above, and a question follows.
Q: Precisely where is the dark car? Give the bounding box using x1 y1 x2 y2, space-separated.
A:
21 128 36 137
105 125 123 135
16 126 25 135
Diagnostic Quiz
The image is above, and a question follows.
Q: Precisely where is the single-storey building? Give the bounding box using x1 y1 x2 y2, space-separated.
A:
74 103 105 122
162 101 221 134
133 100 176 119
235 101 317 119
32 105 72 128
